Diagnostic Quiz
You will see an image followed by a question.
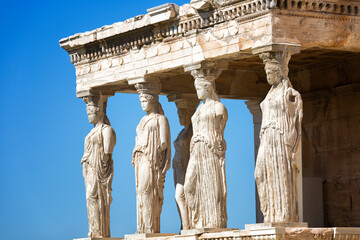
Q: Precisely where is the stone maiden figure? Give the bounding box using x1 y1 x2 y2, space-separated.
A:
173 99 198 230
132 91 171 233
184 69 228 229
81 95 116 238
255 52 303 223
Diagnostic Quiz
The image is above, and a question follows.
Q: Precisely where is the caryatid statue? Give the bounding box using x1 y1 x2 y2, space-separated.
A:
184 63 228 228
81 94 116 238
255 51 303 223
132 81 171 233
168 94 199 230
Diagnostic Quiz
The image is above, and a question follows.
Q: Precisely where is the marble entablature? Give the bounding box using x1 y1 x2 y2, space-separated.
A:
60 0 360 96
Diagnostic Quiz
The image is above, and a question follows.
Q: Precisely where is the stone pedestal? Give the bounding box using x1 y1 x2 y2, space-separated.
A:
243 224 360 240
125 233 177 240
180 228 238 235
119 226 360 240
245 222 308 230
75 238 123 240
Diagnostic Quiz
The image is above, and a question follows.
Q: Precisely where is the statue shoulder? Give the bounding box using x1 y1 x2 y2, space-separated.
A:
157 113 169 124
102 124 116 138
214 101 228 117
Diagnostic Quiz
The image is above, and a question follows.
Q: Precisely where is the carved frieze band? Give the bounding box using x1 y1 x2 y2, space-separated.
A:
69 0 359 65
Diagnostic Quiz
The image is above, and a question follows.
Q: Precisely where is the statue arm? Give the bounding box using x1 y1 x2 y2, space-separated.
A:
286 88 303 152
103 126 116 155
292 92 303 154
159 116 171 174
215 102 228 130
158 117 169 152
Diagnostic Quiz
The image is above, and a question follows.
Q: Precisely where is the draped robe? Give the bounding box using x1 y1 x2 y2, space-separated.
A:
132 113 171 233
82 123 115 237
255 83 303 222
184 100 228 228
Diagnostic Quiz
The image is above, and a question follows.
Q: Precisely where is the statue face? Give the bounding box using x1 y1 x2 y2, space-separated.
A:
265 64 281 85
140 97 154 112
195 81 211 100
86 106 100 124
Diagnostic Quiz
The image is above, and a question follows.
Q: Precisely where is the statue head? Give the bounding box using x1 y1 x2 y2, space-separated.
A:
260 51 291 87
83 95 109 125
264 63 282 86
139 93 164 115
194 78 218 101
86 105 101 124
190 65 221 101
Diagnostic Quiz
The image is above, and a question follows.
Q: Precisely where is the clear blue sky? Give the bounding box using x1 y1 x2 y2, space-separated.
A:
0 1 255 239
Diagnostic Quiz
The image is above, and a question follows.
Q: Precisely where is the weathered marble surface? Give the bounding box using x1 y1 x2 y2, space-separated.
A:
255 51 303 223
184 63 228 228
125 233 177 240
81 95 116 238
132 82 171 233
297 55 360 227
181 228 237 235
75 238 122 240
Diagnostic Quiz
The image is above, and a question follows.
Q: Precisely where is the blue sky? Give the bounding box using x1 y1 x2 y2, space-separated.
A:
0 1 255 239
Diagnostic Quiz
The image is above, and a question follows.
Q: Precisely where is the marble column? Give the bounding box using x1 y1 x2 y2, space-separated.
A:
130 78 171 233
80 91 116 238
254 49 304 223
183 62 228 229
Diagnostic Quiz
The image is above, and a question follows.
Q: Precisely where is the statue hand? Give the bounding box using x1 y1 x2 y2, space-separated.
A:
158 142 168 152
286 88 300 103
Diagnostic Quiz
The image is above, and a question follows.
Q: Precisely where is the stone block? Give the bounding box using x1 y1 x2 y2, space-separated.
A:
125 233 177 240
180 228 237 235
245 222 308 230
147 3 179 25
74 238 123 240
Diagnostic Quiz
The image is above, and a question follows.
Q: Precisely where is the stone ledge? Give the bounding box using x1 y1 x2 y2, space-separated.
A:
73 227 360 240
181 228 238 235
118 227 360 240
125 233 177 240
245 222 308 230
74 238 123 240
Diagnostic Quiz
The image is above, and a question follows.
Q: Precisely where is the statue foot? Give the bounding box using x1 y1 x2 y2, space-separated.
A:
144 228 154 233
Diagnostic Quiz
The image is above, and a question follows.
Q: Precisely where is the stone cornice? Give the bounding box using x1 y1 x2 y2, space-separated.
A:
60 0 360 66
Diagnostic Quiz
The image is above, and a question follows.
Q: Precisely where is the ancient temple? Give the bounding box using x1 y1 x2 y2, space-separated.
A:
60 0 360 239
